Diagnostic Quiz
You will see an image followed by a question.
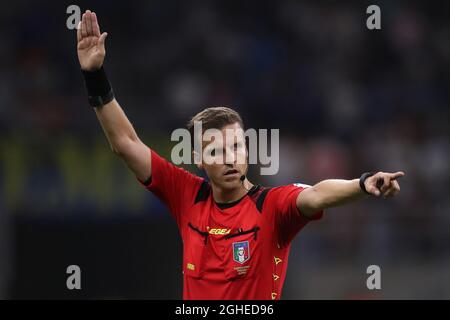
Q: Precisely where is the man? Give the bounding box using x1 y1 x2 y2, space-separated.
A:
76 10 404 300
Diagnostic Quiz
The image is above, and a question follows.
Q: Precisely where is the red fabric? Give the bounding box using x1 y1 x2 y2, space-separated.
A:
138 149 323 300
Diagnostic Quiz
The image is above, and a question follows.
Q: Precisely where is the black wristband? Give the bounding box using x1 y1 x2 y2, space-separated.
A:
359 172 375 195
82 66 115 107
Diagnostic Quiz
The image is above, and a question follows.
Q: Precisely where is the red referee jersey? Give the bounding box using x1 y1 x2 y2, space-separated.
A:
138 149 323 300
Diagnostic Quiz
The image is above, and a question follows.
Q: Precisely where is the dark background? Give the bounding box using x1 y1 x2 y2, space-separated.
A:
0 0 449 299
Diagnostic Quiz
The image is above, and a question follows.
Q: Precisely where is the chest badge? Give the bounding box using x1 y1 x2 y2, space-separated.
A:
232 241 250 264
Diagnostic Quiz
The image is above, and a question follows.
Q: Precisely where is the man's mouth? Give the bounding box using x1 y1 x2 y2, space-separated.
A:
224 169 239 176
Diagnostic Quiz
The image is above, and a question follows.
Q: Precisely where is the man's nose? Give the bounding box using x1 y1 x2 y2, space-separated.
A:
224 148 236 165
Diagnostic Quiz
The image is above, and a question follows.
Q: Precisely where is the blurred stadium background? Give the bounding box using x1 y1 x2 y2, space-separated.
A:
0 0 449 299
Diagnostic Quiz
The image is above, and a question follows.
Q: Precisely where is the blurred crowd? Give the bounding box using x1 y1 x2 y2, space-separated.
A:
0 0 449 298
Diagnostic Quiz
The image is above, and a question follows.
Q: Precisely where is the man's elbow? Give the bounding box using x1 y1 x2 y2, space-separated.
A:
111 136 138 157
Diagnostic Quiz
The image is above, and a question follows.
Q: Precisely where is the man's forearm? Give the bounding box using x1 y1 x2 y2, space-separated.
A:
94 98 140 154
311 179 366 210
298 171 403 217
93 97 152 182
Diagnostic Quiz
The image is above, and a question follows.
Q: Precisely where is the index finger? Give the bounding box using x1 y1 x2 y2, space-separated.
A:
390 171 405 180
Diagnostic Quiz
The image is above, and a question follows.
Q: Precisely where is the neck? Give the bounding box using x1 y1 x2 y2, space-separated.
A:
211 179 254 203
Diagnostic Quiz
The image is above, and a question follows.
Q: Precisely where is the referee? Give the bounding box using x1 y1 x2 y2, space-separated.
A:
76 10 404 300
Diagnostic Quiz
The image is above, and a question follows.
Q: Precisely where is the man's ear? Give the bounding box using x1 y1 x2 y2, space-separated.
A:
243 144 249 164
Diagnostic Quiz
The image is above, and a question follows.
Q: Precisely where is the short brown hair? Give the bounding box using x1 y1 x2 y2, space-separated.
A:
186 107 244 147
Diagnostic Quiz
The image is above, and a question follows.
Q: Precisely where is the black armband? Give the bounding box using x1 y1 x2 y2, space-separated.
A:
82 66 115 107
359 172 375 195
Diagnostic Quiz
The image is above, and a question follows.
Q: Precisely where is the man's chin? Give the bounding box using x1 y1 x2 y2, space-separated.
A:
216 178 242 191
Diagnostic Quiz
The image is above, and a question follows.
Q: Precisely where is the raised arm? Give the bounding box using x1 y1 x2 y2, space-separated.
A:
77 10 151 182
296 171 405 218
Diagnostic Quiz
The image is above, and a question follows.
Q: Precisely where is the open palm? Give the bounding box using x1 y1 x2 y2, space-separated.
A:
77 10 108 71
